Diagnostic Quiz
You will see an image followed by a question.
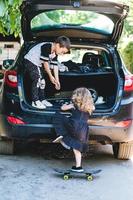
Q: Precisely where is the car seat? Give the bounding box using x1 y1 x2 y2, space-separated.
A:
82 52 105 67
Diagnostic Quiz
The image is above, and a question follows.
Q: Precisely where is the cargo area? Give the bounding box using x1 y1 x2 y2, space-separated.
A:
22 45 118 111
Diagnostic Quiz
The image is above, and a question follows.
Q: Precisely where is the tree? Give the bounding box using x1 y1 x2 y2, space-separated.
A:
121 42 133 73
123 0 133 36
0 0 22 37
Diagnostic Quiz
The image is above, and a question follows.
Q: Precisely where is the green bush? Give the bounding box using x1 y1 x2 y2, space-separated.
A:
121 41 133 74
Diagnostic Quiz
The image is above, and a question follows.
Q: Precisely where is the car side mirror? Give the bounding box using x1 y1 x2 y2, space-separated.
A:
2 59 14 70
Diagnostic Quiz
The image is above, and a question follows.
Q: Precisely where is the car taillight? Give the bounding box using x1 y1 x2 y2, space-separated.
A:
7 116 26 124
5 70 17 88
115 120 132 127
124 75 133 92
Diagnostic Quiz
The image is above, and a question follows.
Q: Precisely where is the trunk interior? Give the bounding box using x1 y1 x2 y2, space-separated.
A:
22 44 118 111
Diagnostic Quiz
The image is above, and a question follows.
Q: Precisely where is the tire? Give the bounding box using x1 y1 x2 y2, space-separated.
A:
113 142 133 160
0 140 14 155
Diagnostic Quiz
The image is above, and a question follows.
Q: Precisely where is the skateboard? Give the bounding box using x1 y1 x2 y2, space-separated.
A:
54 168 102 181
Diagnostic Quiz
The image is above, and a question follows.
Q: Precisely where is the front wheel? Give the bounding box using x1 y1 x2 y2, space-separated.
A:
63 175 69 180
113 142 133 160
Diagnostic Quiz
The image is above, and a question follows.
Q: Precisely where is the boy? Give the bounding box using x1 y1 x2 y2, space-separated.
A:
24 36 71 109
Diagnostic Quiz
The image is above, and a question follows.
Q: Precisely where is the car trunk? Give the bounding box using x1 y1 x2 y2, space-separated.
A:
23 72 117 111
21 43 119 112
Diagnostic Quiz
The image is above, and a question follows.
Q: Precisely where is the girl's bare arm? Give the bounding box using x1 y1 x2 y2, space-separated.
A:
61 103 74 111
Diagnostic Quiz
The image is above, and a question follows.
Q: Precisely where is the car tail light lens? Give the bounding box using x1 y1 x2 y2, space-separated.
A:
124 75 133 92
5 70 17 88
7 116 26 124
115 120 132 127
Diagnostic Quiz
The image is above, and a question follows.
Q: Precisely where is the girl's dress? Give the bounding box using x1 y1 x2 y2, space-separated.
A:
53 108 90 152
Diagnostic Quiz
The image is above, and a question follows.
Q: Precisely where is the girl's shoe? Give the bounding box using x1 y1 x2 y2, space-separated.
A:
71 166 84 172
52 136 63 143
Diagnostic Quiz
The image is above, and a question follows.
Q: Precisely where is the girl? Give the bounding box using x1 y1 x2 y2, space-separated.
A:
53 87 95 172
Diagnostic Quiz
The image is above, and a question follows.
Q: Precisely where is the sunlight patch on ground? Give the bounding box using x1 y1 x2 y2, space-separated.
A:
130 156 133 161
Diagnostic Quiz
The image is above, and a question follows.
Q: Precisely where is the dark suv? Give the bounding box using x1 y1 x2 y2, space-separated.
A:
0 0 133 159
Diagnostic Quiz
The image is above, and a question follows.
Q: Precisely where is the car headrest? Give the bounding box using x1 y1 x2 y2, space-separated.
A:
82 53 105 67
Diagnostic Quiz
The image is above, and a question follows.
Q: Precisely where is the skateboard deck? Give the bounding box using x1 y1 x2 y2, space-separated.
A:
54 168 102 181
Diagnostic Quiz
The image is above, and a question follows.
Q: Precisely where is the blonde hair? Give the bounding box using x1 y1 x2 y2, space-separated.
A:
72 87 95 115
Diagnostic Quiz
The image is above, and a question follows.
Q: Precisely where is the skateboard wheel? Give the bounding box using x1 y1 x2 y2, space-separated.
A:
87 175 93 181
63 175 69 180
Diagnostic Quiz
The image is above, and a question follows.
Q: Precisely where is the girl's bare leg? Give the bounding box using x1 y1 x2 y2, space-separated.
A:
73 149 82 167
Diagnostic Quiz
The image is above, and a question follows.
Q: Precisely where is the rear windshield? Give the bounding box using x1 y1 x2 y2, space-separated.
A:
31 10 114 35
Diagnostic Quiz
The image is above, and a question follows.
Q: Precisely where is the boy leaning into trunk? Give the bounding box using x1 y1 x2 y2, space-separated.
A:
24 36 71 109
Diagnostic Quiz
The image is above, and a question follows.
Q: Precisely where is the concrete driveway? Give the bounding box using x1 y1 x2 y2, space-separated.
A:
0 142 133 200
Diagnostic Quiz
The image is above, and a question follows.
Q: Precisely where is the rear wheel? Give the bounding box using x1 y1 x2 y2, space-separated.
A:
0 139 15 155
113 142 133 160
86 175 93 181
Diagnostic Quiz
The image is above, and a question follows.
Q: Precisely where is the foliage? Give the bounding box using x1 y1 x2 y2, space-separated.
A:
0 0 22 37
121 42 133 73
123 0 133 36
0 48 2 54
46 10 96 24
32 10 97 29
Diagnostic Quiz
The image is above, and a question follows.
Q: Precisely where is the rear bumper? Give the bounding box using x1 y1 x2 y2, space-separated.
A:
0 114 133 143
89 122 133 143
0 115 55 139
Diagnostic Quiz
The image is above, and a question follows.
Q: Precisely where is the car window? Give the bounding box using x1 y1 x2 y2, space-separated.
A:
58 49 97 63
58 48 110 67
31 10 114 35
